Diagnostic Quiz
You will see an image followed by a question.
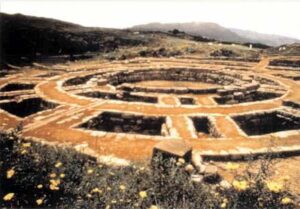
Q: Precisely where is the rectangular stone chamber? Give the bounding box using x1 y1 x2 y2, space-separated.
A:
232 111 300 136
0 83 35 92
0 97 58 117
190 116 221 137
79 111 166 136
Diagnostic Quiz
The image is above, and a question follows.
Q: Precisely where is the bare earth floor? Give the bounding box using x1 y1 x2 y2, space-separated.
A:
133 80 219 89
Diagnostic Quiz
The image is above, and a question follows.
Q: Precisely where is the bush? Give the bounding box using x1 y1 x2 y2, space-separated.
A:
0 131 298 209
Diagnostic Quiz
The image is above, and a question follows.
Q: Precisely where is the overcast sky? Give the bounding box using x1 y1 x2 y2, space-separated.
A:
1 0 300 39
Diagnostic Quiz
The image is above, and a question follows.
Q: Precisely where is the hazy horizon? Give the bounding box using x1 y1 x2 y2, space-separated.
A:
1 0 300 39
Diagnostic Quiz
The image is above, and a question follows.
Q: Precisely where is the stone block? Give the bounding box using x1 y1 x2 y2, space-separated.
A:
152 140 192 162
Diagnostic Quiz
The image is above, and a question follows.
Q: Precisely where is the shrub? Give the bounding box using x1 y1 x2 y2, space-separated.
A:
0 131 298 209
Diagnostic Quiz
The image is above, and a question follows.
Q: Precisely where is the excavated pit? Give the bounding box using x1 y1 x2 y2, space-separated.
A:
0 98 58 117
79 111 166 136
191 116 219 137
232 111 300 136
214 91 281 105
0 83 36 92
78 91 158 103
179 97 196 105
0 95 15 100
63 73 102 86
269 59 300 68
0 72 8 78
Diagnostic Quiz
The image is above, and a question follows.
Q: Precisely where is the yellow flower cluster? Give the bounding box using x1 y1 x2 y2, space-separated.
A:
20 142 31 155
139 191 148 199
119 185 126 191
22 142 31 148
91 187 102 194
281 197 292 205
55 161 63 168
220 198 228 208
6 168 15 179
87 168 94 174
37 184 43 189
232 180 249 191
149 205 159 209
49 179 60 191
49 173 57 178
225 162 239 170
36 198 44 205
3 193 14 201
266 181 283 193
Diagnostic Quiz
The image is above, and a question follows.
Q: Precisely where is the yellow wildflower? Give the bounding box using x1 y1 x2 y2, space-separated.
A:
49 184 59 191
22 142 31 148
149 205 159 209
49 178 60 191
220 202 227 208
37 184 43 189
60 173 65 178
220 198 228 208
20 149 28 155
6 169 15 179
87 169 94 174
36 198 43 205
281 197 292 205
139 191 148 199
266 181 283 193
105 205 110 209
91 188 102 194
3 193 14 201
232 180 249 191
225 162 239 170
119 185 126 191
50 179 60 186
111 200 117 204
55 162 62 168
107 187 111 191
213 192 219 197
49 173 56 178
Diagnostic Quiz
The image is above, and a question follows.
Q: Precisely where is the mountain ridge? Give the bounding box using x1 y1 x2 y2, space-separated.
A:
131 22 300 46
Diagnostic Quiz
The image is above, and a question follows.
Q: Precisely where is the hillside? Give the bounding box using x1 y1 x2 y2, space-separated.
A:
131 22 300 46
0 13 149 66
1 13 263 67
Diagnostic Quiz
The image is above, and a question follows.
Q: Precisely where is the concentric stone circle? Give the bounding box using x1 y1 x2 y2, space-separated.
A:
0 56 300 161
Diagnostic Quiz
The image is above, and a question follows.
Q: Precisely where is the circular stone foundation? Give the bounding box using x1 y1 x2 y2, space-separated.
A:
0 56 300 161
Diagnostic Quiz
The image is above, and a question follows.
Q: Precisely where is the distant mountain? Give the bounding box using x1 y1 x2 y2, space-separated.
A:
131 22 247 43
131 22 300 46
230 28 300 47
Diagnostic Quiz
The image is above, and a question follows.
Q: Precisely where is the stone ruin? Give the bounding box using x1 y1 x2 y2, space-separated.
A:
0 56 299 163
